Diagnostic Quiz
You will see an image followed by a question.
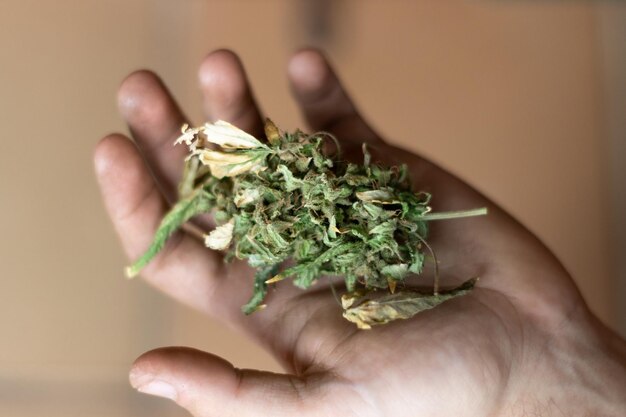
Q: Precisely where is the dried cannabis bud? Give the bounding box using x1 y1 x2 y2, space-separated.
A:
126 119 486 327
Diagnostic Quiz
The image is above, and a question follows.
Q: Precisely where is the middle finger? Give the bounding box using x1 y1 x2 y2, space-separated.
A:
198 49 265 138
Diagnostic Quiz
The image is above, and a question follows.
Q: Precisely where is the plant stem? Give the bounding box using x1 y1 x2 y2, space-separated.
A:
421 207 488 221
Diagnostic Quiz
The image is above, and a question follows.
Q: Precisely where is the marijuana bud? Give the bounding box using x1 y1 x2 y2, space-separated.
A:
127 119 486 328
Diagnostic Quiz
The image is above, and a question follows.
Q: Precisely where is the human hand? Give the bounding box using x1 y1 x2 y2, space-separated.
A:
95 49 626 416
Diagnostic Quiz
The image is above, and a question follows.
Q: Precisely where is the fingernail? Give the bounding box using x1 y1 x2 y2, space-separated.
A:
136 379 178 401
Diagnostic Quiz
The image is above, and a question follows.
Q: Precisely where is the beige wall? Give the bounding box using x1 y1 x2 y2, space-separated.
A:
597 2 626 339
0 1 623 416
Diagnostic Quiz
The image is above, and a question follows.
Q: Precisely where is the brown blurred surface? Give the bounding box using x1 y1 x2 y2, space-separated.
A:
0 1 624 416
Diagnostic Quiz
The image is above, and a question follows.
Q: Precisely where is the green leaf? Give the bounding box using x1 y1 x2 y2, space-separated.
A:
276 164 304 191
125 190 213 278
293 264 321 288
280 242 361 289
369 220 396 236
360 202 384 220
381 263 409 280
264 224 289 250
294 239 320 261
242 264 281 314
409 252 425 274
345 274 358 292
242 235 284 267
294 157 311 172
327 214 338 239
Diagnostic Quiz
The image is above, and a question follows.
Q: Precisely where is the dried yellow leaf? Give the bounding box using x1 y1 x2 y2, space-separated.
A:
175 124 205 153
264 118 281 146
234 188 261 207
355 190 397 204
388 278 397 294
204 220 235 250
265 274 285 284
342 278 477 329
198 150 265 178
204 120 266 149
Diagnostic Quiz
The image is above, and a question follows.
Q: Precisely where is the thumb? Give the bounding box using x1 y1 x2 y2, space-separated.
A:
129 347 311 417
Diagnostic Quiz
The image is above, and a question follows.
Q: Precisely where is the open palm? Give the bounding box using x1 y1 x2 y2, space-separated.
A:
95 49 621 417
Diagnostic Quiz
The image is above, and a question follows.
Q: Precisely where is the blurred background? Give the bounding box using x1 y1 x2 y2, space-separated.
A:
1 1 625 416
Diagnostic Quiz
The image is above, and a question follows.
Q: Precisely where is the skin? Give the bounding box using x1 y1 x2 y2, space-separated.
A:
94 48 626 417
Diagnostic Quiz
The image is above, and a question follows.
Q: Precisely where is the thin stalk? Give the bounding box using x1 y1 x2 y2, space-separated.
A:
415 233 440 296
421 207 488 221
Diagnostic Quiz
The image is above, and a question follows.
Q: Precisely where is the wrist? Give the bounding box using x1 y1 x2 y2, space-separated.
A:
500 304 626 417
